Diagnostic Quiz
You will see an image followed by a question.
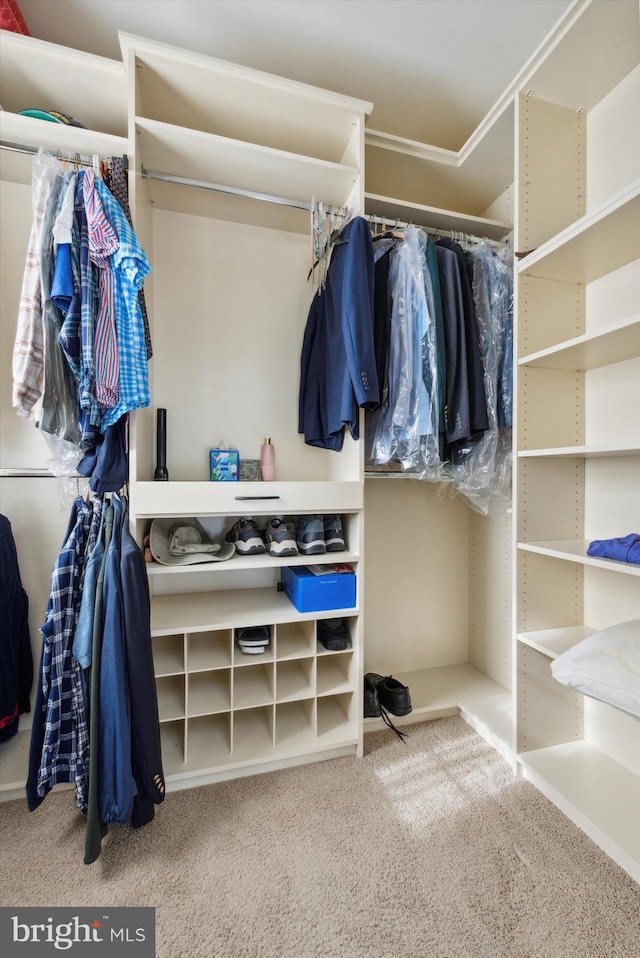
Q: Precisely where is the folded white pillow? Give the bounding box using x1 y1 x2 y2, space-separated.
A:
550 619 640 717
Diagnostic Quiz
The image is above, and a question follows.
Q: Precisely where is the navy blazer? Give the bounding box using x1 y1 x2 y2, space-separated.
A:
299 216 379 450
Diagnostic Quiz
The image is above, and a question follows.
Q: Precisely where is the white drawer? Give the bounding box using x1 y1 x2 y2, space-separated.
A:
130 480 363 519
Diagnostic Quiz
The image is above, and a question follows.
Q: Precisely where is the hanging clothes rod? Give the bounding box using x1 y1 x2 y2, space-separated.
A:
0 139 126 167
141 167 346 216
365 213 509 249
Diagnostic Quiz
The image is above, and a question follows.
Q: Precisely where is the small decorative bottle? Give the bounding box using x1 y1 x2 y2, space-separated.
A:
260 436 275 481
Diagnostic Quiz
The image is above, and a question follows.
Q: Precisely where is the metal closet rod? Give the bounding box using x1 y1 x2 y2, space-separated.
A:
366 213 509 249
141 167 347 216
0 139 127 168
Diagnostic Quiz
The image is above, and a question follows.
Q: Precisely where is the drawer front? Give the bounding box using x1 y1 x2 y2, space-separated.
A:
131 480 363 519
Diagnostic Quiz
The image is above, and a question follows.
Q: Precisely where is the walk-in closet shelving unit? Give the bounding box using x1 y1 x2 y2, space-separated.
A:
361 86 515 760
0 31 129 802
118 33 373 788
513 0 640 881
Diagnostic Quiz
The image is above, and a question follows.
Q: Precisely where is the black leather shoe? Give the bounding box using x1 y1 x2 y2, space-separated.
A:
375 674 412 716
364 673 381 717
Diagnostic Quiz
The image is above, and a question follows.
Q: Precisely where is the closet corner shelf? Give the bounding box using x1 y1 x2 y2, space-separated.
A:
518 743 640 884
517 539 640 576
363 663 513 762
516 180 640 284
364 192 512 241
517 316 640 371
516 625 596 659
517 442 640 459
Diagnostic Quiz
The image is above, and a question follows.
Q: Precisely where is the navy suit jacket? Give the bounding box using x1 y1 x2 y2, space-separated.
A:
299 216 379 450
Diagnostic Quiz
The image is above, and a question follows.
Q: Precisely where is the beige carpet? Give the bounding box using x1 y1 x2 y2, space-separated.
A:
1 717 639 958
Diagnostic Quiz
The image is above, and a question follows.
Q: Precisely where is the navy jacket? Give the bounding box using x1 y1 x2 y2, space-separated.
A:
299 216 379 449
120 507 165 827
0 515 33 744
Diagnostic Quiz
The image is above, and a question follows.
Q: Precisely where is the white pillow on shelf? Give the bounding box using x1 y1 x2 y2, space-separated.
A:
550 619 640 718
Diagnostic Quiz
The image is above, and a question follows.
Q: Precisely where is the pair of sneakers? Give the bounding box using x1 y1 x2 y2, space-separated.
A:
225 515 346 558
225 516 298 557
296 515 345 555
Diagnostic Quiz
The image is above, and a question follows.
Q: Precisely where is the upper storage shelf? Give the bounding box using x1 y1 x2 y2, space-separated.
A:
0 30 128 184
0 30 127 139
135 118 359 208
364 98 514 224
120 33 372 165
521 0 640 113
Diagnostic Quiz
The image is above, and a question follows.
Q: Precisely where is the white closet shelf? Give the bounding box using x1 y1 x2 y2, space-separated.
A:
0 31 127 135
517 181 640 283
363 663 513 761
364 193 512 240
135 118 359 208
121 32 370 164
146 550 359 576
130 480 363 518
518 443 640 459
0 113 128 179
517 540 640 576
519 742 640 884
365 99 514 216
518 316 640 371
521 0 640 114
151 588 358 636
516 626 596 659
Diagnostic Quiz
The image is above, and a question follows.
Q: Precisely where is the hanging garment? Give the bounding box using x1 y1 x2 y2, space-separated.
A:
368 226 437 468
0 515 33 744
436 237 489 442
120 503 165 828
88 173 151 431
102 156 153 360
299 216 378 450
98 495 135 825
26 497 96 811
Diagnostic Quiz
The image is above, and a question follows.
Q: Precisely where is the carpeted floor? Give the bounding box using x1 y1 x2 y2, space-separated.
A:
1 716 638 958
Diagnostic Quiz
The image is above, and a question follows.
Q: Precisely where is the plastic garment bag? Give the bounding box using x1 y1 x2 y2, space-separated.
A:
448 240 513 514
367 226 439 470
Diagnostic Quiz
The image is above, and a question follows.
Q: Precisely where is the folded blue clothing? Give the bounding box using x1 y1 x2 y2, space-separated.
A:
587 533 640 565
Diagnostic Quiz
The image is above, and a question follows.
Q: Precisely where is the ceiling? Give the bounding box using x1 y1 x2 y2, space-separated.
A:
17 0 573 151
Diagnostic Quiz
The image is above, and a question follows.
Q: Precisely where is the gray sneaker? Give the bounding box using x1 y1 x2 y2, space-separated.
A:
296 515 326 555
224 517 266 555
323 515 346 552
264 517 298 557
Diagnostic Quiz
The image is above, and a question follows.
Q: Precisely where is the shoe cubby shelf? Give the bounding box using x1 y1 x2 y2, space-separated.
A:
516 626 596 660
152 616 358 777
158 691 358 782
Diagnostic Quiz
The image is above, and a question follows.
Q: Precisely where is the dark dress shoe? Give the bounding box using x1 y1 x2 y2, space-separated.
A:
373 674 412 716
364 673 381 717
